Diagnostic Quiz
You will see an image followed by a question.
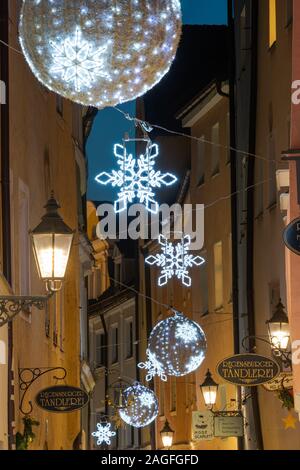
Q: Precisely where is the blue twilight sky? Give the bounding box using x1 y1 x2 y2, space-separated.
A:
87 0 228 201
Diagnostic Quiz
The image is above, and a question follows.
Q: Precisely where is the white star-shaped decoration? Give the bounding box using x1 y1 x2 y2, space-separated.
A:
185 352 205 374
139 392 156 408
145 234 205 287
138 349 168 382
92 422 116 446
175 322 199 343
50 27 108 92
95 141 177 214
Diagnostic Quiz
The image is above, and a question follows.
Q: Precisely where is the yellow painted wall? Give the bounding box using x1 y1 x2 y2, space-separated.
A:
254 0 300 450
9 1 81 449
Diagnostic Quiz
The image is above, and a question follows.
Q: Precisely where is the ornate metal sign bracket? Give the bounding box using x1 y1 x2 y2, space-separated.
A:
0 294 52 327
19 367 67 416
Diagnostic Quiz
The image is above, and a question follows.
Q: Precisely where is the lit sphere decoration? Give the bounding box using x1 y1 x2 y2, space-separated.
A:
119 383 159 428
19 0 182 108
138 309 207 381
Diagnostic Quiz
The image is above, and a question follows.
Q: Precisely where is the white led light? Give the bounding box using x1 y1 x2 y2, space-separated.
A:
50 27 108 92
19 0 182 108
95 140 177 214
119 383 159 428
138 310 207 381
91 422 116 446
145 234 205 287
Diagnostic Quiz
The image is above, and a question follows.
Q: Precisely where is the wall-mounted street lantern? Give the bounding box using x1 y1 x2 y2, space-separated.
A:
0 194 74 327
200 369 219 409
160 419 174 449
266 300 290 353
31 194 74 293
242 300 291 368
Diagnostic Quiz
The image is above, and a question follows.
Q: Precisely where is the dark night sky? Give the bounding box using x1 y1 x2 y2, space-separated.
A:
87 1 228 202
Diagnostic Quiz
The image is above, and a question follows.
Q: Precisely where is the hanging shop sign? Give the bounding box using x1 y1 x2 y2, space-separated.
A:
192 411 214 441
214 413 244 438
36 385 89 413
217 354 280 387
263 372 293 392
283 217 300 255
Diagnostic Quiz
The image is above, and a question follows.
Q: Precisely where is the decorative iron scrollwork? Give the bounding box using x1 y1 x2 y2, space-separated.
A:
0 295 51 327
19 367 67 416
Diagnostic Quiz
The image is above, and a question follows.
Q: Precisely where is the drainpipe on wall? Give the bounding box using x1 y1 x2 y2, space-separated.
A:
227 0 243 450
245 0 263 451
0 0 14 451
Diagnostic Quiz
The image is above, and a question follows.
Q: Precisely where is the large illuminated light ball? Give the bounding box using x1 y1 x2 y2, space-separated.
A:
19 0 182 108
119 383 158 428
148 309 207 378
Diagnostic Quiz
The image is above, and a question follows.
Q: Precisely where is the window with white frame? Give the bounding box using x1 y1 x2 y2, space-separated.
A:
125 319 134 359
110 325 119 364
95 330 106 368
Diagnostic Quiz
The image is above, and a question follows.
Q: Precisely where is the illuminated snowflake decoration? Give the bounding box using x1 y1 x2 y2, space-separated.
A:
139 310 207 381
95 142 177 213
139 391 156 408
185 353 205 374
145 234 205 287
138 349 167 382
119 383 158 428
19 0 182 108
92 422 116 446
50 27 108 93
175 323 199 343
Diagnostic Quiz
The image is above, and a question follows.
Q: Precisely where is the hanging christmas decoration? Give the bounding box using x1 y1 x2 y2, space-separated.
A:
138 309 207 381
19 0 182 108
145 234 205 287
91 422 116 446
95 140 177 213
118 383 159 428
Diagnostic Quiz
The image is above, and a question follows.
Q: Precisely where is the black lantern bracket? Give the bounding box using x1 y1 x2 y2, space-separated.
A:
19 367 67 416
0 293 54 328
241 335 292 369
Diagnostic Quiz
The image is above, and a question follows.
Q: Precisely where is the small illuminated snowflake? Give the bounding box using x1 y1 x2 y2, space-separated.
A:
50 27 108 92
175 322 199 343
92 422 116 446
138 349 167 382
95 141 177 214
185 352 205 374
139 392 156 408
145 234 205 287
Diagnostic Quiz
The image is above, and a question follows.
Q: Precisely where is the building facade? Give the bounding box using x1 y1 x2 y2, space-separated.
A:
0 0 87 450
179 82 237 450
234 0 300 449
